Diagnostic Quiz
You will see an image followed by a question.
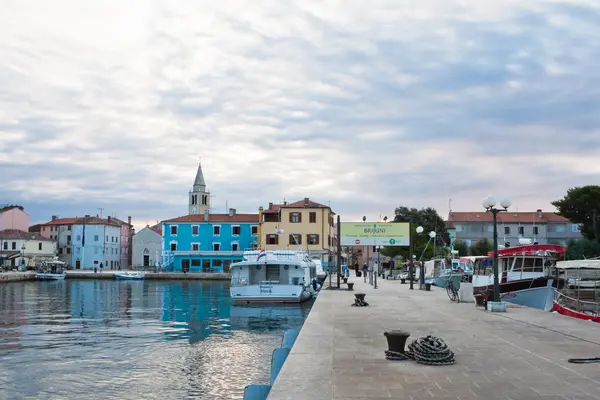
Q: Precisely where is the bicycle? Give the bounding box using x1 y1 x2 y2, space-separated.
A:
446 277 460 303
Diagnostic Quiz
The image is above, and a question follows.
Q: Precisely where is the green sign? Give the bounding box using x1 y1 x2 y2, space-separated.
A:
340 222 410 246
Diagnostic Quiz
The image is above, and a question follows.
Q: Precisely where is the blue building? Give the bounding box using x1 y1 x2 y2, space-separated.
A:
161 210 258 272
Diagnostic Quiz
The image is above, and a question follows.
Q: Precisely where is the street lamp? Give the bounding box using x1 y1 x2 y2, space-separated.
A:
483 195 511 311
20 243 26 272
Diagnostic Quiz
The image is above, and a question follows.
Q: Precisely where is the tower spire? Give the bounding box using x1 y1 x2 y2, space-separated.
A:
193 160 206 191
189 159 210 215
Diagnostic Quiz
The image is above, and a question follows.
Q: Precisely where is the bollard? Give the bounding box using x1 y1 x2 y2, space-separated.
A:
384 330 411 354
347 282 354 290
425 283 431 291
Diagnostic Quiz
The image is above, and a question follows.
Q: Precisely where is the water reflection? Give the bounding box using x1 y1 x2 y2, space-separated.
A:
0 280 313 399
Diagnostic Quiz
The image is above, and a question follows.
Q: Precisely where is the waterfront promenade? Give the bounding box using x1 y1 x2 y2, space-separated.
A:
0 270 230 282
268 276 600 399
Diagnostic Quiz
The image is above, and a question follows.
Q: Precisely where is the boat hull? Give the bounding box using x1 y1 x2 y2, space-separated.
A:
474 277 563 311
231 285 313 304
35 273 66 280
114 273 145 280
552 301 600 323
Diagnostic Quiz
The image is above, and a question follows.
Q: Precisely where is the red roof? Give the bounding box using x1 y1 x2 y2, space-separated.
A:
163 213 259 223
149 223 162 235
42 216 120 227
448 211 570 224
488 244 566 258
0 229 53 241
263 198 332 214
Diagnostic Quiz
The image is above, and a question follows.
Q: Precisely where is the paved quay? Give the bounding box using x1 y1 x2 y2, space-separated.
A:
268 276 600 400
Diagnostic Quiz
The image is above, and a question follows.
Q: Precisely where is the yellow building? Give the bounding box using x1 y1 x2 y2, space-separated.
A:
259 198 336 265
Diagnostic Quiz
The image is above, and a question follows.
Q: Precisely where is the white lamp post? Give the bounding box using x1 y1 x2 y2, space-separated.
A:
483 195 511 312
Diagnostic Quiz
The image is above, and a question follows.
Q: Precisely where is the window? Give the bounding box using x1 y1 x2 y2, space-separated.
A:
170 225 178 235
572 224 579 233
106 235 108 242
289 212 302 223
192 243 199 251
12 242 16 250
59 248 63 255
289 234 302 245
213 260 222 267
232 242 239 251
487 224 493 232
68 225 72 230
251 226 258 235
213 225 221 235
191 259 201 267
67 247 71 254
67 235 71 244
170 242 177 251
213 243 220 251
308 234 319 245
518 227 524 235
3 241 7 250
266 234 278 245
192 225 199 236
533 226 539 235
94 235 99 242
309 212 317 223
504 226 510 235
232 225 240 235
38 242 42 251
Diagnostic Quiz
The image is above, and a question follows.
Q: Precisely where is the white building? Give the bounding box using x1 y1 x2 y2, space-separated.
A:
132 225 162 268
0 229 56 270
71 216 122 270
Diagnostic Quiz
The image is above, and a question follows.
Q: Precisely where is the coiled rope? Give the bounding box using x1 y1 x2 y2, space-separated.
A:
385 335 456 365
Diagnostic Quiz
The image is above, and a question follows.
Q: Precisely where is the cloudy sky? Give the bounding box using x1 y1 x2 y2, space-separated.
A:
1 0 600 230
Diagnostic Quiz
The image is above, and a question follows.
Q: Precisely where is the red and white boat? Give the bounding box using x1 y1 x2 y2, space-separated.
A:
552 259 600 323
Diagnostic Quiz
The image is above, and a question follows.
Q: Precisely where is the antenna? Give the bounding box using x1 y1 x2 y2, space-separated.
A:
449 198 452 214
98 208 104 218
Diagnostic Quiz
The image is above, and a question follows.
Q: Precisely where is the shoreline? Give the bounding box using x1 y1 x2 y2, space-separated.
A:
0 271 231 283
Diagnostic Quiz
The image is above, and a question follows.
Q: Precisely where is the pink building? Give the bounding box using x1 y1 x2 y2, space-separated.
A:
111 216 133 270
0 205 29 232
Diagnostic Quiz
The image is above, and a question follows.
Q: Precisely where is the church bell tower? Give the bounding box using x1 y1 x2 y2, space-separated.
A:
189 162 210 215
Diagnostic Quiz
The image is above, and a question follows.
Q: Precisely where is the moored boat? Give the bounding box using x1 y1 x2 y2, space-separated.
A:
472 244 566 310
230 250 318 303
114 271 145 280
35 259 66 280
552 259 600 322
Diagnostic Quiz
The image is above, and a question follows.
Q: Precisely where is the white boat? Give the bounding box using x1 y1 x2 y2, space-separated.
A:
310 257 327 284
230 250 318 303
114 271 145 280
35 259 66 280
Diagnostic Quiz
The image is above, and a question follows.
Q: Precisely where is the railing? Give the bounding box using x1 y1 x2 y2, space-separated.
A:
554 290 600 316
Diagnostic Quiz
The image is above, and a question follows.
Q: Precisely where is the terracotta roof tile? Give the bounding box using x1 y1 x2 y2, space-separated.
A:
0 229 53 241
42 217 80 226
448 211 570 224
263 198 332 214
163 213 259 223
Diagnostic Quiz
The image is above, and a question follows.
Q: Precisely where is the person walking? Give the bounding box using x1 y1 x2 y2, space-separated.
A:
362 263 368 282
354 263 359 277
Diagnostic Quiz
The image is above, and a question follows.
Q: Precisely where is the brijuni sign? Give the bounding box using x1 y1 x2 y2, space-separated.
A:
340 222 410 246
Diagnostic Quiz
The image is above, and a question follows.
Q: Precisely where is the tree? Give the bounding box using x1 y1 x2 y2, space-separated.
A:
566 238 600 260
469 238 493 256
381 206 449 260
453 240 469 257
552 186 600 242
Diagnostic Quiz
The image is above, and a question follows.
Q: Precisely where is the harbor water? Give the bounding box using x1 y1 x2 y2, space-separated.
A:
0 280 313 400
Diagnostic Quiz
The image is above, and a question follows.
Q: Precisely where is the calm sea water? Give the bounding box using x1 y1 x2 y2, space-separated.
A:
0 280 313 400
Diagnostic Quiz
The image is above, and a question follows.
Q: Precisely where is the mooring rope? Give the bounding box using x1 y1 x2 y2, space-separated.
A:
568 357 600 364
385 335 456 365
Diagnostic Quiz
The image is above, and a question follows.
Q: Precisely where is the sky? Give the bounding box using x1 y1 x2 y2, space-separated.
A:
1 0 600 231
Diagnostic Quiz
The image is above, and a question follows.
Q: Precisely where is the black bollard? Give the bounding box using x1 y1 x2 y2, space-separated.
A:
384 330 411 360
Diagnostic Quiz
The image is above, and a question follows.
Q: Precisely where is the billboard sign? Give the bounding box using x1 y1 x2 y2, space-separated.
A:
340 222 410 246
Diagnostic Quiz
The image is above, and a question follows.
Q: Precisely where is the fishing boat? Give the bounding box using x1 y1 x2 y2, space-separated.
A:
552 259 600 322
230 250 318 303
472 244 566 310
35 259 67 280
114 271 145 280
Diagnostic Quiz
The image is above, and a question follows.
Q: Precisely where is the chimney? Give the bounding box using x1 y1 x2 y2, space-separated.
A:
268 202 273 209
536 209 542 218
52 215 57 221
85 214 90 218
107 216 111 224
128 216 132 226
204 210 209 222
304 197 309 204
283 201 287 205
228 208 236 217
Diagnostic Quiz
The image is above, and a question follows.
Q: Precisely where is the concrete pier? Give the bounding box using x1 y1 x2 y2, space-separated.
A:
268 276 600 399
0 270 231 282
0 271 35 283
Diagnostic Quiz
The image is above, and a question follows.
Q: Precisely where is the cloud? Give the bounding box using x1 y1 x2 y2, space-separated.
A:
1 0 600 229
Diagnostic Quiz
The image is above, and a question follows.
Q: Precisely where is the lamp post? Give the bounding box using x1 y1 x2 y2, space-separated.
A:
20 243 26 272
409 226 423 289
483 195 511 311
